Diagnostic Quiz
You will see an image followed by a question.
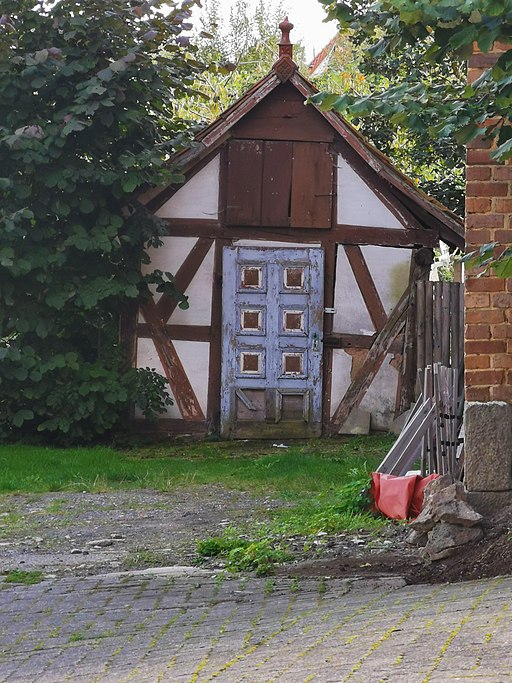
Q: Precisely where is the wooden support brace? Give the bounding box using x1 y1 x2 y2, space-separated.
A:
328 289 410 435
140 300 205 422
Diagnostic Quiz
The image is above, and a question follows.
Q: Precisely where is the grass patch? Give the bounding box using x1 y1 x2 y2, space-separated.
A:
197 535 292 576
3 570 44 585
0 436 393 495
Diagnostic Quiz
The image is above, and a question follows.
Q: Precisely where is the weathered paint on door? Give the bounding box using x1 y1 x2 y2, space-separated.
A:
221 247 324 438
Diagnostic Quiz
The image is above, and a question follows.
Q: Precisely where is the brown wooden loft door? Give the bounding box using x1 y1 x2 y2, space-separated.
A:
225 139 334 228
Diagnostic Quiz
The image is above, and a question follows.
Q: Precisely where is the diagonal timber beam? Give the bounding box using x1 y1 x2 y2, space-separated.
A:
328 289 410 435
156 237 214 323
140 299 205 421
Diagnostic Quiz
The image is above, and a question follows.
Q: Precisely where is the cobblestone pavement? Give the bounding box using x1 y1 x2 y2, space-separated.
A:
1 569 511 683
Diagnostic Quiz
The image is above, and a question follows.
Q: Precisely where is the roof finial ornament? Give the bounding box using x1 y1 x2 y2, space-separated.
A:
274 17 297 82
278 16 294 59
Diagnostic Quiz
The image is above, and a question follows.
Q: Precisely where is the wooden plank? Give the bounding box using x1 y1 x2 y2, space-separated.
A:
207 239 229 433
416 280 425 371
433 283 442 364
225 139 263 226
328 289 410 434
290 142 333 228
324 332 404 353
140 299 205 422
441 281 451 367
131 418 208 437
161 218 437 247
156 237 214 323
322 243 337 429
334 225 437 248
261 141 293 226
451 282 460 372
344 245 388 332
425 281 433 368
231 82 335 143
137 324 211 342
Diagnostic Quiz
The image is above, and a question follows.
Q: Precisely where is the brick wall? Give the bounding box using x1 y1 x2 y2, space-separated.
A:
465 44 512 402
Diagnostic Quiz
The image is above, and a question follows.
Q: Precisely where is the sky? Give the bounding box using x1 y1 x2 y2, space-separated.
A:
191 0 338 61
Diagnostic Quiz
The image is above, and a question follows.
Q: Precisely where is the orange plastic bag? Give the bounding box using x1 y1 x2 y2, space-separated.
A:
370 472 439 520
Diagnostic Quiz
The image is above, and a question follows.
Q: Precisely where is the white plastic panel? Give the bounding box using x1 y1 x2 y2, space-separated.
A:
140 236 214 325
360 353 399 430
333 246 375 335
135 338 210 419
156 155 220 219
135 338 178 418
330 349 352 417
337 155 403 229
361 245 411 314
329 349 399 429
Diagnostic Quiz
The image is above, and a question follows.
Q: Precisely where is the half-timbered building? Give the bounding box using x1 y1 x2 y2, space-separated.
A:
132 19 464 439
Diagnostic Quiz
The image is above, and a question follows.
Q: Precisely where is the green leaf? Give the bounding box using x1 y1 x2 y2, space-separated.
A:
12 409 34 427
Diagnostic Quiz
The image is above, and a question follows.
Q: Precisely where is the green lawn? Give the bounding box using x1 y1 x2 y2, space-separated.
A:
0 435 394 496
0 436 395 575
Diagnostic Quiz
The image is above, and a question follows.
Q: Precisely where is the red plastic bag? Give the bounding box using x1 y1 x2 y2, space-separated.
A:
370 472 439 520
409 473 439 518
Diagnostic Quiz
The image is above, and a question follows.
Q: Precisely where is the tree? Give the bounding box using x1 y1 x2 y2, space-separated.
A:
312 32 465 214
316 1 512 159
0 0 203 442
316 1 512 270
177 0 306 123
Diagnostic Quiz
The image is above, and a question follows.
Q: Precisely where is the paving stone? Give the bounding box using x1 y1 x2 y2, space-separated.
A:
0 574 511 682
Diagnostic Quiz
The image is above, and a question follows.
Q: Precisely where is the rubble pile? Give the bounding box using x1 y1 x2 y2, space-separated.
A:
408 473 484 561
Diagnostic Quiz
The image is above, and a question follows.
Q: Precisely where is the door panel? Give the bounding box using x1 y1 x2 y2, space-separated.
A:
221 247 324 438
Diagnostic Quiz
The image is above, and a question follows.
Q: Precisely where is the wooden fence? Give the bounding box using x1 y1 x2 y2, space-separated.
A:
415 280 464 374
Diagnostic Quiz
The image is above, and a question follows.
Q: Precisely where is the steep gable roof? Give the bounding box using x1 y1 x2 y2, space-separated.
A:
144 22 463 249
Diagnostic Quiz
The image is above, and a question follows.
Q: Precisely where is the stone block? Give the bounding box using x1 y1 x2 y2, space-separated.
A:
423 522 483 561
466 490 512 517
390 410 411 436
339 408 371 435
464 401 512 492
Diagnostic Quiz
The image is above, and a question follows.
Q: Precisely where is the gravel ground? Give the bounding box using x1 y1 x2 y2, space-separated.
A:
0 486 412 579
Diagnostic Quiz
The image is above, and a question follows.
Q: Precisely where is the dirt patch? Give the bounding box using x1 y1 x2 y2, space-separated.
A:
1 488 511 584
279 504 512 585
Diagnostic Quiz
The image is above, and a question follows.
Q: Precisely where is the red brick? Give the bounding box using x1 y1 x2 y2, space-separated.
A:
467 149 497 165
492 292 512 308
494 229 512 242
465 228 492 246
465 370 504 386
465 323 490 339
465 308 504 324
466 214 504 229
490 385 512 402
468 53 500 69
465 277 504 292
466 197 492 213
493 165 512 181
465 292 490 308
466 166 492 181
466 386 491 401
491 353 512 368
494 198 512 213
465 339 506 354
466 137 492 150
467 182 509 197
490 323 512 339
465 354 491 370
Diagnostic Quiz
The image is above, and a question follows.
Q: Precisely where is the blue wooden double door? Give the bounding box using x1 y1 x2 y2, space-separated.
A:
221 246 324 438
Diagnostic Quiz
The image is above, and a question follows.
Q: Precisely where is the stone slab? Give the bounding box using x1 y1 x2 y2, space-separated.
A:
339 407 371 435
467 490 512 516
464 401 512 491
